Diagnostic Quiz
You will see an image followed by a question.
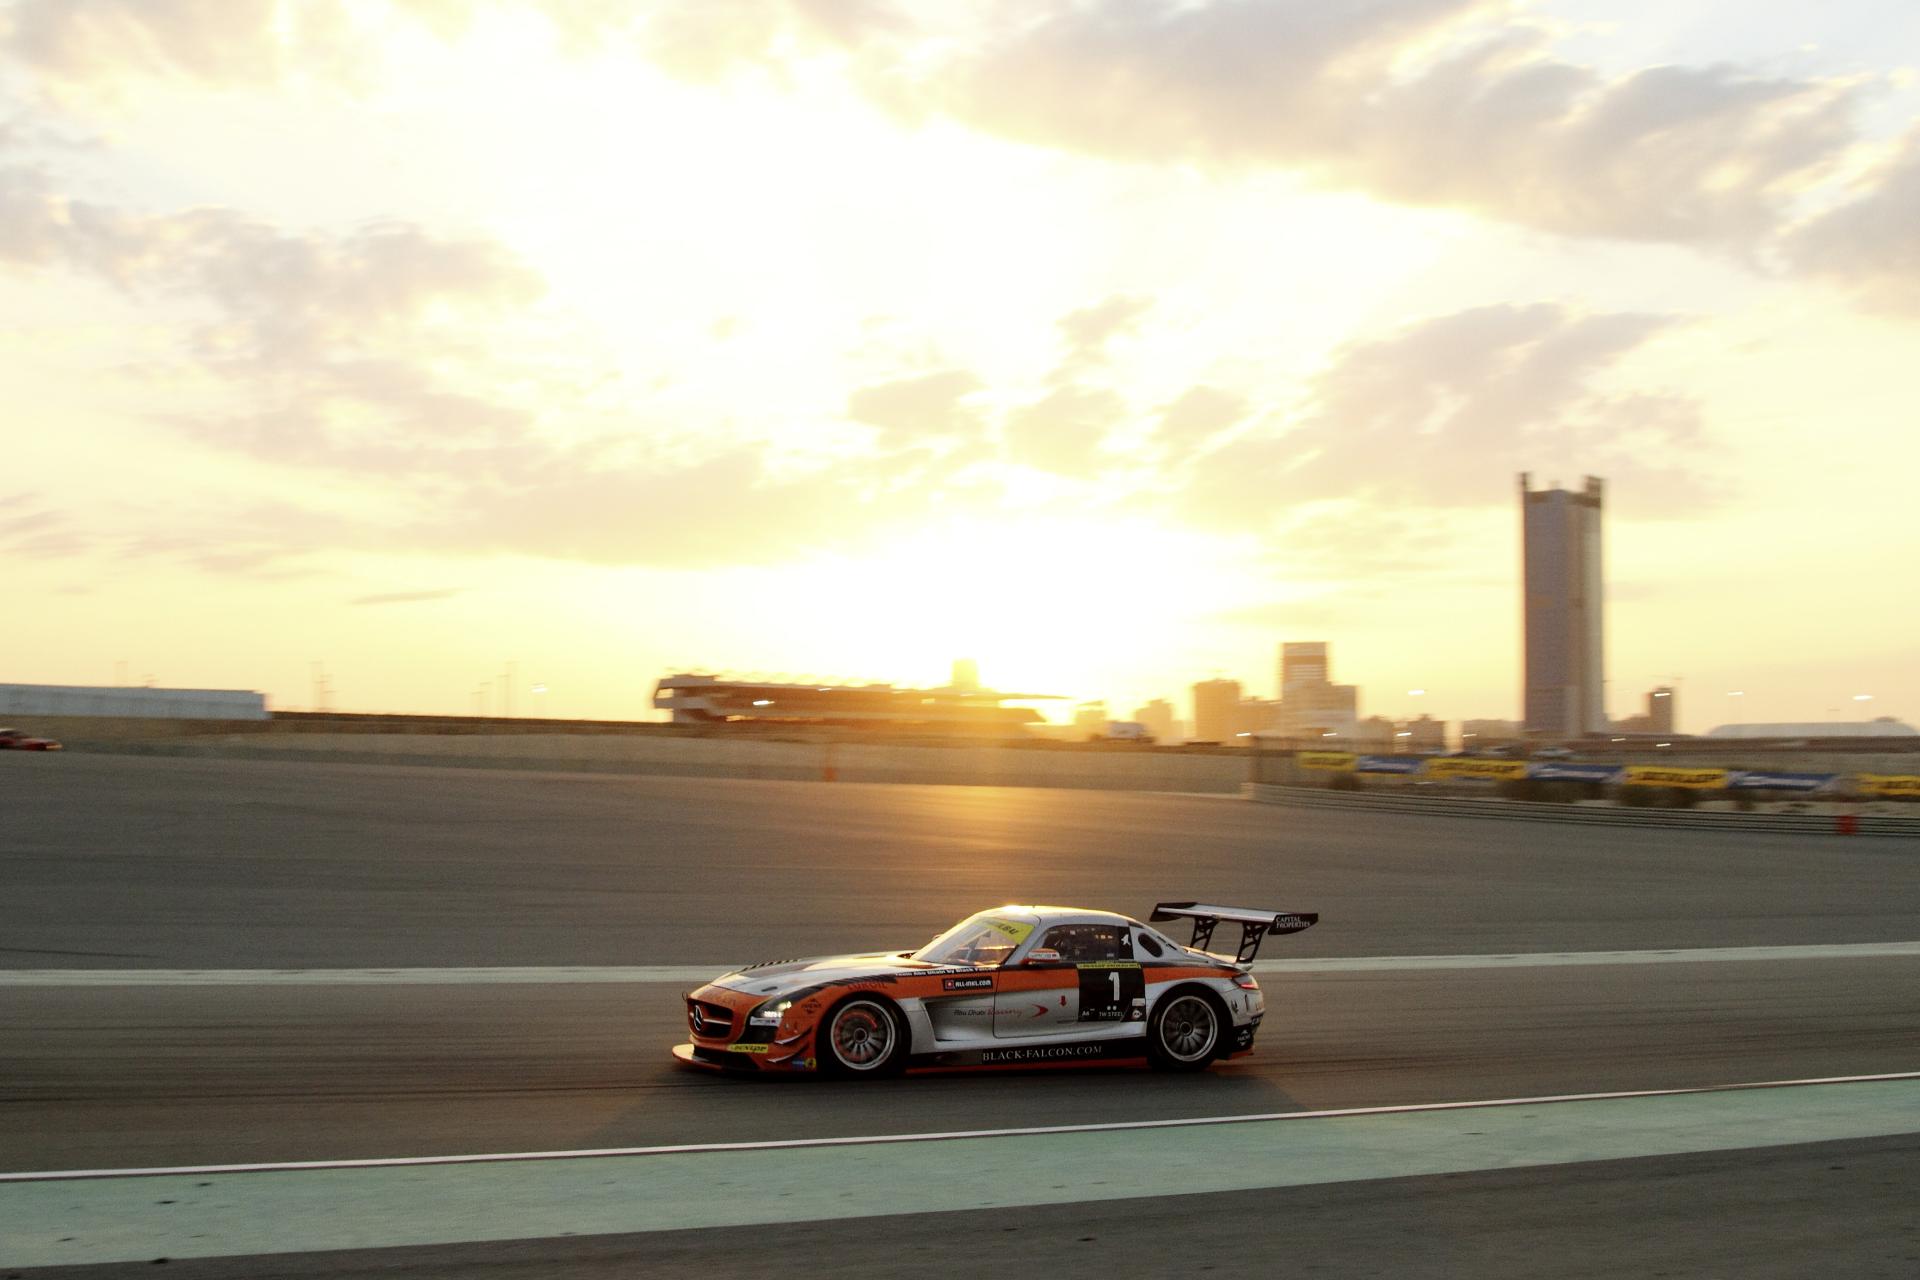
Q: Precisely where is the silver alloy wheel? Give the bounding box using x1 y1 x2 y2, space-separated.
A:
828 999 896 1071
1158 993 1219 1062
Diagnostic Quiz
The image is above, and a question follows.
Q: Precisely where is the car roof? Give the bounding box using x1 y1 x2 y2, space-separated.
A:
983 904 1141 928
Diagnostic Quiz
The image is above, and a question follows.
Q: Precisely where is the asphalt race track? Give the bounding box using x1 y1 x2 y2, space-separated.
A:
3 754 1918 1277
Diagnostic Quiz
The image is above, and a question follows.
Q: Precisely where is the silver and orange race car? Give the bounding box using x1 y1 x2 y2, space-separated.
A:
673 901 1317 1078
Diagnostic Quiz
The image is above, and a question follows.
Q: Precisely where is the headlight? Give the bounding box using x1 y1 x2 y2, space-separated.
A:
748 1000 792 1026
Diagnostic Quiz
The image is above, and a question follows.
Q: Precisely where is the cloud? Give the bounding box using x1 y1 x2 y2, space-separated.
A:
884 0 1856 250
0 0 900 96
1156 385 1248 451
1057 293 1153 361
405 446 931 567
1786 128 1920 315
1003 384 1127 475
350 588 461 605
1177 303 1713 523
0 493 91 558
0 153 551 480
845 367 984 446
0 0 634 92
638 0 903 83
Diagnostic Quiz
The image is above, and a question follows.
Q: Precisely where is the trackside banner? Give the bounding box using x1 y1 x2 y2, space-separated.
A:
1297 751 1358 770
1729 770 1837 793
1357 755 1423 774
1858 774 1920 797
1529 763 1624 784
1424 758 1527 781
1623 766 1728 789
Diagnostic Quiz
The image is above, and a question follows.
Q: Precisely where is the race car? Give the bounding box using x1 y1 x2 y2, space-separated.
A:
673 900 1317 1078
0 728 62 751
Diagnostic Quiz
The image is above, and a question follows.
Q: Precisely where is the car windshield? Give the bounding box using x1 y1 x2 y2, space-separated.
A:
911 913 1034 967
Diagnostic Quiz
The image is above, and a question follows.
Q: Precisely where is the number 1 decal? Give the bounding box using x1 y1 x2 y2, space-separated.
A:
1078 963 1144 1022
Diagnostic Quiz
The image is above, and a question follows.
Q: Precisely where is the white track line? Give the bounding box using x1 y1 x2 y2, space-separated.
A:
5 1070 1917 1184
3 941 1918 986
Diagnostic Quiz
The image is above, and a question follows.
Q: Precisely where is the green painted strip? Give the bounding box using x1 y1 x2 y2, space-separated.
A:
3 1079 1918 1267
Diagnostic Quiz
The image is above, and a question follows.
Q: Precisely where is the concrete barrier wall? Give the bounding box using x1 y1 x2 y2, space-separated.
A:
96 733 1254 793
8 716 278 740
1247 782 1920 838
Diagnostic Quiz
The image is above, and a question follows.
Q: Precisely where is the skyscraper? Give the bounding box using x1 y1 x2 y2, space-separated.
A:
1191 678 1243 743
1275 641 1359 741
1520 474 1606 737
1278 642 1328 695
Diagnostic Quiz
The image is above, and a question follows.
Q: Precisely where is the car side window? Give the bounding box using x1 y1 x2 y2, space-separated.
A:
1037 924 1126 962
1135 929 1164 958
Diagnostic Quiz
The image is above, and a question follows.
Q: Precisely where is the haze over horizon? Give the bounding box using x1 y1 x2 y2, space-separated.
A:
5 1 1917 730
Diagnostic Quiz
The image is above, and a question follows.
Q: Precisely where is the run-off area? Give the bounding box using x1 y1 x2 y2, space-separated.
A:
5 1077 1919 1268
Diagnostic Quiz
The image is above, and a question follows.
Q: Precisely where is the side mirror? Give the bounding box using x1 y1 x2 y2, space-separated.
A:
1024 947 1062 965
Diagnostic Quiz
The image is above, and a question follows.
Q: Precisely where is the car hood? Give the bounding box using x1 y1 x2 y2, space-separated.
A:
707 952 973 998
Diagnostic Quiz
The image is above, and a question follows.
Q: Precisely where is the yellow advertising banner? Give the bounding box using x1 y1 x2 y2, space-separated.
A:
1623 766 1728 789
1297 751 1358 771
1858 774 1920 797
1423 757 1528 781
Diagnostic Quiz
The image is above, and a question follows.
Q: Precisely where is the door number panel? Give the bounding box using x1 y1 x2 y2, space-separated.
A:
1076 962 1145 1022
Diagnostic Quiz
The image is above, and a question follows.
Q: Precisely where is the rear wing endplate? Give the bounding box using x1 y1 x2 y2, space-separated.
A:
1150 901 1319 964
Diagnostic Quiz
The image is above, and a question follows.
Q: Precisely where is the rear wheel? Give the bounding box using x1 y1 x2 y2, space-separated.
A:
1147 989 1223 1072
820 996 907 1078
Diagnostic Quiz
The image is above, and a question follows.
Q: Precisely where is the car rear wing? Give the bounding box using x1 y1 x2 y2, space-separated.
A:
1149 902 1319 964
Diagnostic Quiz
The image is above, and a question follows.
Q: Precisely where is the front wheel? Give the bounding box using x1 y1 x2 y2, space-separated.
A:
819 996 908 1078
1147 990 1223 1072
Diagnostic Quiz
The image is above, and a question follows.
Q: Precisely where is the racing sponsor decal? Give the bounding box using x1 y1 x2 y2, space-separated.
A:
1297 751 1357 771
1859 774 1920 798
1728 770 1837 793
1424 757 1528 781
979 1043 1108 1064
1529 762 1625 784
1623 765 1727 789
726 1043 769 1054
1078 962 1145 1022
942 976 994 991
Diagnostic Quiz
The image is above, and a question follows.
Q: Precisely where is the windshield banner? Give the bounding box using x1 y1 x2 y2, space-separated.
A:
982 918 1034 943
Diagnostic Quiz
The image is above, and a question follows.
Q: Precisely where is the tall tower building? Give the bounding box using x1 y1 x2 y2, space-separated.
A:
1646 686 1676 735
1278 642 1328 696
1191 678 1243 743
1520 474 1606 737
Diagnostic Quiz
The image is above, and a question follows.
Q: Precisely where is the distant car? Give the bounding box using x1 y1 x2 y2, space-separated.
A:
674 901 1318 1078
0 727 62 751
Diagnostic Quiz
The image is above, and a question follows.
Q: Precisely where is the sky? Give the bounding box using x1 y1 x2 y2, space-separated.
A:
3 0 1918 731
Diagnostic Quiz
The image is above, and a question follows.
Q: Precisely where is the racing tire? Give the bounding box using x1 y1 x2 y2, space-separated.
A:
1146 987 1225 1072
819 996 908 1079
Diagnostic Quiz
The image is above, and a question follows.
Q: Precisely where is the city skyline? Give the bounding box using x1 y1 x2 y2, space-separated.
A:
4 3 1917 726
